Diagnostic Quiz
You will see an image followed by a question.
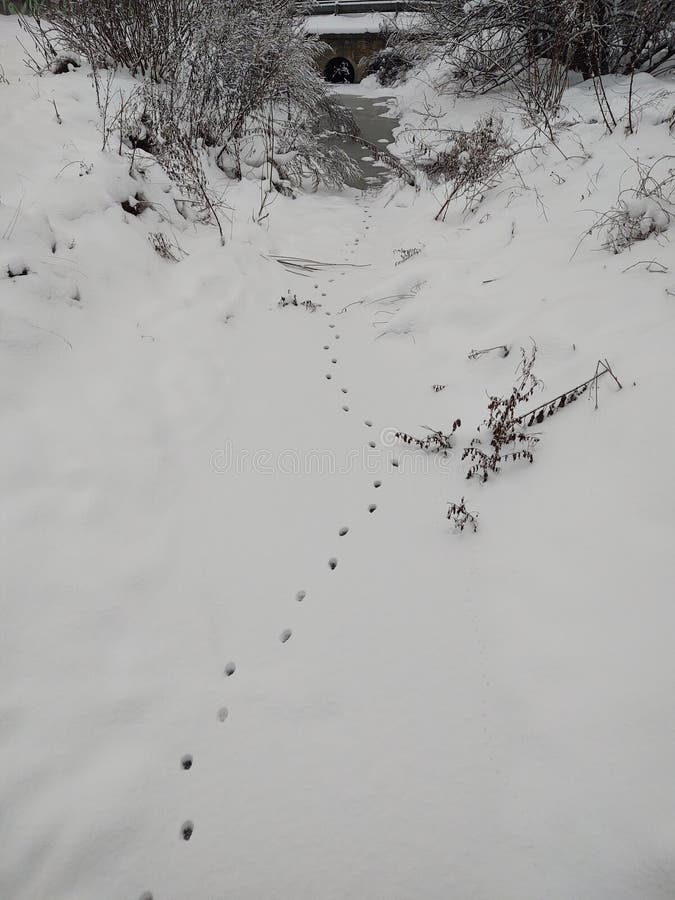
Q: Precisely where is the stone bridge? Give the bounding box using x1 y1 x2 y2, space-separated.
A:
316 29 387 83
303 9 418 83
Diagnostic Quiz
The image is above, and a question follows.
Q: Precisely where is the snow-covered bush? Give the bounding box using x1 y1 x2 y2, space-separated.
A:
587 155 674 253
144 94 228 244
418 114 513 219
364 46 414 87
183 0 357 190
601 196 670 252
423 0 674 91
23 0 201 81
23 0 358 193
401 0 674 133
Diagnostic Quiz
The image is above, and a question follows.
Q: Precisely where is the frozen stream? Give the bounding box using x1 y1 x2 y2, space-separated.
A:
327 88 398 189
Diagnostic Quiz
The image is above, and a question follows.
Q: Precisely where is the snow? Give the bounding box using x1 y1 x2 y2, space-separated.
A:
303 12 419 34
2 13 675 900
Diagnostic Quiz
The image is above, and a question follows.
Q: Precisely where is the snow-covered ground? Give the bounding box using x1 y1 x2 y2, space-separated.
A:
2 14 675 900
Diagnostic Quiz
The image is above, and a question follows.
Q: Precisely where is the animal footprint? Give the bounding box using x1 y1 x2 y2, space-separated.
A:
323 345 330 350
328 557 338 570
368 441 376 448
139 893 154 900
342 405 349 412
325 373 332 380
217 706 228 722
374 480 382 488
181 755 193 771
331 358 338 364
339 526 349 536
341 388 348 394
280 629 292 643
180 821 194 841
368 504 377 513
296 590 306 602
224 663 236 677
364 420 373 427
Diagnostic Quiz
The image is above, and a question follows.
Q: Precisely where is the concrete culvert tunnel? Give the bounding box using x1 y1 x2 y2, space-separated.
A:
324 57 355 84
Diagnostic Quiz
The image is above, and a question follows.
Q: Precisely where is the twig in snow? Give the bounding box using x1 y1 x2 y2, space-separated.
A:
622 259 669 274
22 320 73 350
2 191 24 240
468 345 510 360
270 255 370 276
517 358 621 424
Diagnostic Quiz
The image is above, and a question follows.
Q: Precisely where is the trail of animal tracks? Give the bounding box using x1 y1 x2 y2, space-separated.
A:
2 16 675 899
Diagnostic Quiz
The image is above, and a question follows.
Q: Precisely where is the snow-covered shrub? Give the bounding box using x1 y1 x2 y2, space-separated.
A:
601 196 670 252
423 0 674 90
587 155 674 253
135 0 358 192
364 46 413 87
419 114 513 219
145 95 227 243
402 0 674 133
23 0 201 82
23 0 358 193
